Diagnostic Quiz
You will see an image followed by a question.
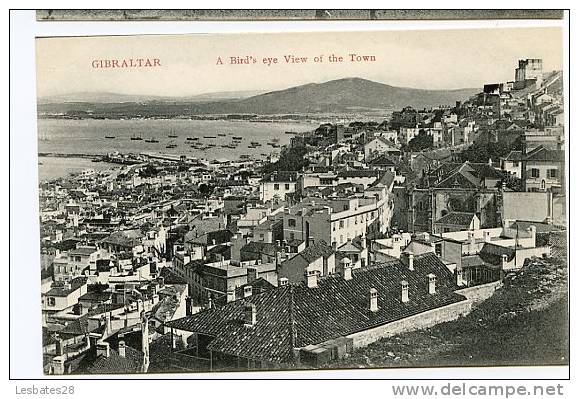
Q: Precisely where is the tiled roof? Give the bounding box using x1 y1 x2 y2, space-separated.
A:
46 277 88 297
297 240 334 263
234 277 276 298
191 229 234 246
58 315 93 337
167 253 465 364
159 267 189 285
369 154 397 167
337 239 364 253
337 170 381 178
371 171 395 189
461 255 487 268
261 171 299 183
69 247 98 256
478 243 515 265
435 212 476 226
74 345 144 374
510 220 564 234
504 150 524 161
524 146 564 162
78 291 112 302
241 241 280 258
100 231 142 248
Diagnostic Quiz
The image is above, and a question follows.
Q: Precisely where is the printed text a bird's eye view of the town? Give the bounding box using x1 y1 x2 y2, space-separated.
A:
36 28 567 375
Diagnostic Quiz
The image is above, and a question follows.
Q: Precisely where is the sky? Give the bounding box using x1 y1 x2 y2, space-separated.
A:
35 27 563 98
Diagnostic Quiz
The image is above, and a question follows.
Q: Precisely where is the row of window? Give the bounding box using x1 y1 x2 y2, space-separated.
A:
273 183 291 190
332 212 376 231
529 168 558 179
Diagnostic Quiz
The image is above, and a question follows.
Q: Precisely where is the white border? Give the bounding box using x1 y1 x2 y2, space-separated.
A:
7 7 573 388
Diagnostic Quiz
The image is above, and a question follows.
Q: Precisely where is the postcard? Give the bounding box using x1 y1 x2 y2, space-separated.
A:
35 26 567 375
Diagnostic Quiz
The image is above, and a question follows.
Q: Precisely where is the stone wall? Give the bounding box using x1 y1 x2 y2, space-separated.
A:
347 299 472 349
456 280 502 305
347 281 501 349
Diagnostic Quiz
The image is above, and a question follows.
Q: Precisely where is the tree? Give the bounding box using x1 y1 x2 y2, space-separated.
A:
407 130 434 152
262 145 309 173
458 136 523 164
198 183 213 196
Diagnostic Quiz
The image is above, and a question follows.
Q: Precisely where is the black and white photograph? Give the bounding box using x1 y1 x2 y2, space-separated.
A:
7 9 575 395
32 25 568 376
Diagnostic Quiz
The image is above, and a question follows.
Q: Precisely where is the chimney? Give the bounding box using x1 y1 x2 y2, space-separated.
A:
341 257 352 280
278 277 289 287
467 231 475 245
105 312 112 335
141 311 150 373
305 269 318 288
501 254 508 269
227 289 236 302
157 276 165 288
428 273 436 295
243 303 257 327
51 356 65 375
527 225 536 246
401 280 409 303
244 286 253 298
247 267 258 283
456 268 464 286
484 231 491 242
118 341 126 358
369 288 378 312
55 337 64 356
402 253 414 271
96 341 110 358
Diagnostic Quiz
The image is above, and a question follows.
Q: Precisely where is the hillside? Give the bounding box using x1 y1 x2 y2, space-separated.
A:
37 78 479 118
224 78 478 113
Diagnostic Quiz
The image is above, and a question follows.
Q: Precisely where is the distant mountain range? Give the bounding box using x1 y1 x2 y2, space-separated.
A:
38 78 479 117
38 89 266 104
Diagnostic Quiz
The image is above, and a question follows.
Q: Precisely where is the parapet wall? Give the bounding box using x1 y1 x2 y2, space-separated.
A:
348 281 501 349
347 299 473 349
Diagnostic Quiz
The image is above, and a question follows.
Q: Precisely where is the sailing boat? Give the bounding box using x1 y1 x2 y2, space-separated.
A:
166 139 177 149
145 137 159 143
168 128 178 138
130 133 143 141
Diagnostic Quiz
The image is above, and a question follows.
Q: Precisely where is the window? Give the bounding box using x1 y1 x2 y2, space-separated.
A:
531 168 540 178
285 184 290 190
339 220 344 229
47 297 56 307
289 232 295 240
288 218 296 227
547 169 558 179
273 184 280 190
435 243 443 257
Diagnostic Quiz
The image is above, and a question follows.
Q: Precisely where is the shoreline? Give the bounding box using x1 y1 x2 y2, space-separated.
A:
38 152 102 159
